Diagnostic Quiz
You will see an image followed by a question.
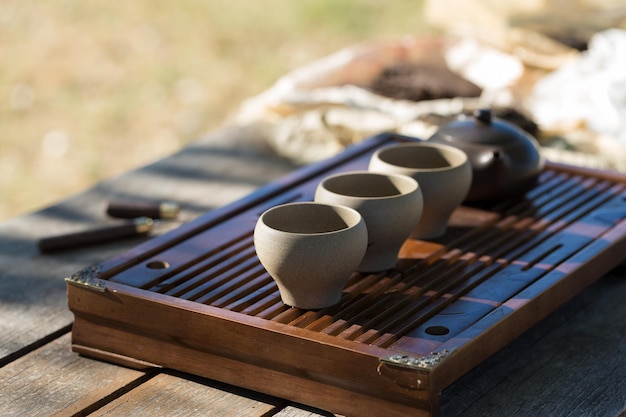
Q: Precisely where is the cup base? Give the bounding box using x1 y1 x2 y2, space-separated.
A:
280 291 343 310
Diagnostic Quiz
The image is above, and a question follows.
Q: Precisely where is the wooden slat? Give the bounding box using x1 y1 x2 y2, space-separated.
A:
272 405 337 417
98 132 389 279
0 334 147 416
104 137 389 288
389 188 626 352
0 216 118 364
91 372 284 417
0 333 295 417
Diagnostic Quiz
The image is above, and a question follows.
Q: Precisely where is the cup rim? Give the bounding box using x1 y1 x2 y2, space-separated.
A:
318 170 419 200
258 202 364 236
372 142 468 172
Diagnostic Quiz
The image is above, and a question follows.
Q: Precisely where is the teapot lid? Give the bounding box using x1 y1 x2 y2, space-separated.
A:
431 108 531 146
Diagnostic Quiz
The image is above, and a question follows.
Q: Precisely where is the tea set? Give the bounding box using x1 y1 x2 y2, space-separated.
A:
254 108 544 309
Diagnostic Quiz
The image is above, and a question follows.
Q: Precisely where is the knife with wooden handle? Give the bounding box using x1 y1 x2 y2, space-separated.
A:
38 217 154 253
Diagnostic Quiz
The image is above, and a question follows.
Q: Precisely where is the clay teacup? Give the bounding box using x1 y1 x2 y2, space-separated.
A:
254 202 367 309
369 142 472 239
314 171 422 272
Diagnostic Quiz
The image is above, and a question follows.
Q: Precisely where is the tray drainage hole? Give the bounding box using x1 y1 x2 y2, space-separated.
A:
146 260 170 270
425 326 450 336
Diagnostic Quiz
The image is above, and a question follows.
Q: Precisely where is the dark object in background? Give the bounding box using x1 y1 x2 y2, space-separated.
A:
368 63 483 101
38 217 153 253
543 33 589 51
106 200 180 219
428 108 544 203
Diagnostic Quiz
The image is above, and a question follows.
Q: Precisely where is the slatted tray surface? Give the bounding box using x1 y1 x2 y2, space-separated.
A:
67 133 626 417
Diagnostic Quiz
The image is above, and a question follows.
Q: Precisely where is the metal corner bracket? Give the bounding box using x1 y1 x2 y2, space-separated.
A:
380 349 453 370
65 264 106 292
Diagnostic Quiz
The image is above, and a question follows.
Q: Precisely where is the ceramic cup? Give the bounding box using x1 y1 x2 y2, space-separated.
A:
314 171 422 272
254 202 367 309
368 142 472 239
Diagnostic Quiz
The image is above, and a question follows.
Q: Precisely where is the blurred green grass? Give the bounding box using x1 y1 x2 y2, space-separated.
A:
0 0 427 221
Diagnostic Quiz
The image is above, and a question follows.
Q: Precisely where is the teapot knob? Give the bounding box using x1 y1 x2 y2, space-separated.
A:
474 108 492 125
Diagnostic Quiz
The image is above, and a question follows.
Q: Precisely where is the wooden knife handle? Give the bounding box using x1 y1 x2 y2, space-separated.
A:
38 218 153 253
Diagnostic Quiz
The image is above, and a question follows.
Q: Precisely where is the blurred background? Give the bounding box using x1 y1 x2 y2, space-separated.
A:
0 0 427 221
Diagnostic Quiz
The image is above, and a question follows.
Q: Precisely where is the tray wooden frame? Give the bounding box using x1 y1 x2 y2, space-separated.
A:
67 133 626 417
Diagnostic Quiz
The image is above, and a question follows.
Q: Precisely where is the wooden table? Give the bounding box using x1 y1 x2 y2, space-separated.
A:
2 125 625 417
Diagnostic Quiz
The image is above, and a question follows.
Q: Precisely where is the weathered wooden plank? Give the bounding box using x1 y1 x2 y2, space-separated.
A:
272 405 336 417
440 271 626 417
91 371 285 417
0 334 293 417
0 218 136 366
0 333 147 417
0 126 295 363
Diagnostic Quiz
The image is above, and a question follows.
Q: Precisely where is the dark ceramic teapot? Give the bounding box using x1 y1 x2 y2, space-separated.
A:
428 108 544 202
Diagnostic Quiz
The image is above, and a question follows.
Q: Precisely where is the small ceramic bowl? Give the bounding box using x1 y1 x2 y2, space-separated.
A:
315 171 422 272
254 202 367 309
369 142 472 239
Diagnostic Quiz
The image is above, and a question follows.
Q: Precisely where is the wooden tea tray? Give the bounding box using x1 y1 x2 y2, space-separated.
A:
66 133 626 417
